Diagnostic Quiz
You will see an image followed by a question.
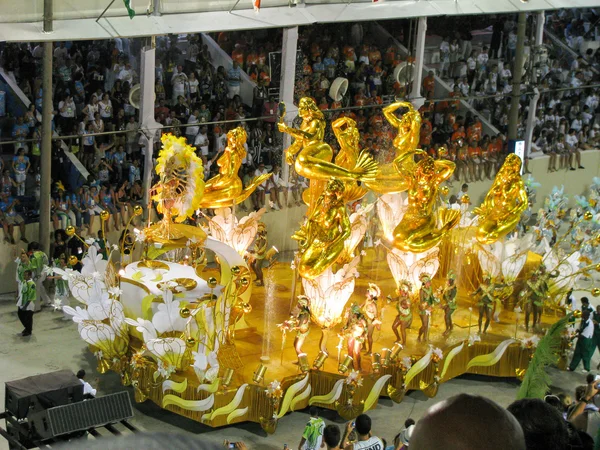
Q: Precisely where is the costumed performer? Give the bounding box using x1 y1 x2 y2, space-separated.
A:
391 280 413 345
15 250 31 309
440 270 458 336
247 222 268 286
342 304 368 371
418 274 438 342
471 273 495 334
17 270 36 337
568 309 595 373
278 295 311 358
362 283 382 354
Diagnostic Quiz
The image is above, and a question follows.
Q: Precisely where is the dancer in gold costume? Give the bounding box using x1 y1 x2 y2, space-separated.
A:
471 273 495 334
440 270 458 336
342 304 368 371
520 264 556 331
199 127 272 208
417 274 438 342
278 98 377 211
292 179 351 279
279 296 311 357
474 154 528 245
362 283 382 354
392 150 460 253
391 280 413 345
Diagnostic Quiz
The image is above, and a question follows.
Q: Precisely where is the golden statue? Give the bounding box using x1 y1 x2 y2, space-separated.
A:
292 178 351 279
331 117 368 202
147 134 207 244
392 150 460 253
364 102 420 194
278 97 378 211
384 101 422 157
199 127 272 209
474 154 528 245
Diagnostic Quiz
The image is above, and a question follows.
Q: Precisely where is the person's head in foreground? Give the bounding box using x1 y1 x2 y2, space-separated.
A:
410 394 525 450
507 398 569 450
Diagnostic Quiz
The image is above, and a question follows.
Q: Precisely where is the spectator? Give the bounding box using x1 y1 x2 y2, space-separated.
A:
76 369 97 399
394 419 415 450
12 148 30 197
0 193 26 244
297 406 325 450
12 116 30 154
323 424 342 450
227 61 243 99
340 414 383 449
507 398 569 450
411 394 525 450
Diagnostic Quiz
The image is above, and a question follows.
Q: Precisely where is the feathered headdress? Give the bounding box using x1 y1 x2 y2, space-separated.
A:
366 283 381 300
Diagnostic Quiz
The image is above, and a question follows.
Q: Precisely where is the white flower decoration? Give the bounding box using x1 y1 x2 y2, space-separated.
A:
108 286 123 297
400 356 412 371
432 347 444 361
360 250 367 256
265 380 281 396
52 298 63 311
43 265 55 276
374 239 382 247
468 334 481 347
520 335 541 349
345 370 363 386
134 228 146 243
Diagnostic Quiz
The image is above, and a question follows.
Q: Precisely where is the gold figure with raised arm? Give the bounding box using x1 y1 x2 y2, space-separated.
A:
292 178 351 279
474 154 528 245
383 101 422 157
392 150 460 253
278 97 378 211
199 127 272 209
364 101 421 194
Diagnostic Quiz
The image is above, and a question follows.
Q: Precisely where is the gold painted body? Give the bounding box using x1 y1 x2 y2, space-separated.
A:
474 154 528 244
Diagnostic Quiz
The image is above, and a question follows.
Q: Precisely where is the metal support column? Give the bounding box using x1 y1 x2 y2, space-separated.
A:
280 26 299 184
508 12 527 141
139 41 162 213
410 17 427 106
524 11 545 156
39 0 53 253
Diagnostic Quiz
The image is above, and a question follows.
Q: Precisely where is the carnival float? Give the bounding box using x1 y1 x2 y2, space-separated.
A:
51 100 600 433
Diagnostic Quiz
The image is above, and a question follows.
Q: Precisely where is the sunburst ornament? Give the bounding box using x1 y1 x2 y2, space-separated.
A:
154 134 205 223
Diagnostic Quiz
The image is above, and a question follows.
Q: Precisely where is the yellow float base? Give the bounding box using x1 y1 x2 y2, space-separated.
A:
112 254 555 432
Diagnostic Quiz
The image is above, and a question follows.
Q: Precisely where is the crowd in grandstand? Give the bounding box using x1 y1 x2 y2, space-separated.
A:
0 9 599 243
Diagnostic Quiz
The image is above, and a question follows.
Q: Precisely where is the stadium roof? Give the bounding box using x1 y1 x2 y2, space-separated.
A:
1 0 599 42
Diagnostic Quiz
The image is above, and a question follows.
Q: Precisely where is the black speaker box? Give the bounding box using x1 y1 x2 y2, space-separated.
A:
5 370 83 419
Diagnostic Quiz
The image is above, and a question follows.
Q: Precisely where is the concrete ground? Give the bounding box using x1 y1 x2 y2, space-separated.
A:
0 291 595 450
